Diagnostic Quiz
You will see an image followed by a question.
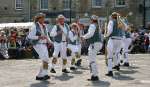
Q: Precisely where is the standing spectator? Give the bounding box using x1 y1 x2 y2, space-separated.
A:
144 34 149 53
148 31 150 52
131 31 139 41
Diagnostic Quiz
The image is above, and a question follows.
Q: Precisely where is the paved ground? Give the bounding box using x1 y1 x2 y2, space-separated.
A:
0 54 150 87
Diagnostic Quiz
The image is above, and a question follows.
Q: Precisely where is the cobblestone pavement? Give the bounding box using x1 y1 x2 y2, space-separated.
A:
0 54 150 87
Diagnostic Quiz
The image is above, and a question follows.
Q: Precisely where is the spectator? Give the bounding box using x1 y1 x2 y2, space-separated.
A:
0 31 9 59
16 36 26 58
144 35 149 53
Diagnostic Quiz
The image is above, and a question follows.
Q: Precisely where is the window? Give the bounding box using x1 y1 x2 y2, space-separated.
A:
115 0 126 7
15 0 23 10
92 0 103 8
145 0 150 7
63 0 70 10
40 0 48 10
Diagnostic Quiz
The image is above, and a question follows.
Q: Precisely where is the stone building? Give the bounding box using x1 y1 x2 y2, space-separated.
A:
0 0 30 23
77 0 150 27
0 0 149 27
0 0 79 23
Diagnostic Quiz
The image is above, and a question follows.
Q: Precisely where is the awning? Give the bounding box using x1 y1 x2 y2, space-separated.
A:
0 22 33 30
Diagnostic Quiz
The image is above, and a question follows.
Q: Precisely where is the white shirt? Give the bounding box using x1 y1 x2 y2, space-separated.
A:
106 20 113 37
28 23 51 44
28 24 38 40
68 30 78 42
82 24 96 39
50 24 68 41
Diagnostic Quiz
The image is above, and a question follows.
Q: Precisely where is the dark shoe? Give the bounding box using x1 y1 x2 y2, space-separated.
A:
75 59 82 67
113 65 120 71
36 75 50 80
50 68 56 73
70 66 77 71
123 62 130 67
120 60 123 63
87 76 99 81
62 69 70 73
105 71 113 77
118 64 120 67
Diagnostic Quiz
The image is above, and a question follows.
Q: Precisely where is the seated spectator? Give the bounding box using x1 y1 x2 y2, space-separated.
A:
0 31 9 59
8 35 17 58
16 36 26 58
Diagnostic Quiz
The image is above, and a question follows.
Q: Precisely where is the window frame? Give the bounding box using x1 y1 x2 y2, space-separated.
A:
15 0 23 10
63 0 70 10
40 0 48 10
115 0 126 7
92 0 103 8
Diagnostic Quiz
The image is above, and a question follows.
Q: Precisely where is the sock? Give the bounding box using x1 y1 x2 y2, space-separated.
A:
42 69 48 76
108 58 112 72
62 59 67 69
91 62 98 77
37 67 43 77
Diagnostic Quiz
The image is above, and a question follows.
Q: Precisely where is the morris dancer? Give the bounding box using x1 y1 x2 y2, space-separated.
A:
28 13 51 80
68 23 81 70
82 15 103 81
50 15 70 73
105 12 126 76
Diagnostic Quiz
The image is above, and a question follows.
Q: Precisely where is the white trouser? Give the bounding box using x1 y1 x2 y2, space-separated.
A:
107 38 122 72
68 44 81 57
78 44 81 56
53 42 67 59
122 38 132 63
33 44 49 77
53 42 67 69
68 44 81 67
88 42 102 76
33 44 49 62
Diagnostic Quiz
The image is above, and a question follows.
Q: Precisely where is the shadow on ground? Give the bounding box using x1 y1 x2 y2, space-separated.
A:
30 81 55 87
86 80 110 87
112 72 135 80
119 69 138 74
54 73 74 81
70 70 83 74
128 66 140 69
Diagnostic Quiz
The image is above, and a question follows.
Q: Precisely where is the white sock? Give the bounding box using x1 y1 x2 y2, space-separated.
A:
62 65 66 70
37 68 43 77
108 58 112 72
124 52 128 63
42 69 48 76
48 63 52 70
91 62 98 76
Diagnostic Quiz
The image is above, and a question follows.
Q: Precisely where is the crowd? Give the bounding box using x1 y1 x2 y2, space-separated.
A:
0 28 29 59
130 30 150 53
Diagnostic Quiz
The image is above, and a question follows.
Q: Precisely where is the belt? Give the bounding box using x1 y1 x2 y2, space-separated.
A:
37 43 47 44
111 37 122 40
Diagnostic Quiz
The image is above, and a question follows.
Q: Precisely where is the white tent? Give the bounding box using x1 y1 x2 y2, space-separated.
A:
0 22 33 30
